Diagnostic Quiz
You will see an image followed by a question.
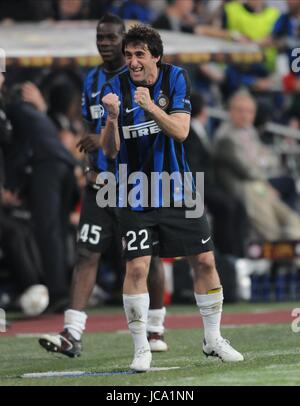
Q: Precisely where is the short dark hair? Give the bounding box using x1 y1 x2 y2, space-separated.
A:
122 24 164 66
97 13 126 33
190 93 205 117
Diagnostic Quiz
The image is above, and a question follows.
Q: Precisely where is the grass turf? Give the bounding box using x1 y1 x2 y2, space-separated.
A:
1 304 300 386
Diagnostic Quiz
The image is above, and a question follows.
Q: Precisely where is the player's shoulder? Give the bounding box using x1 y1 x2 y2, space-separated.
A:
110 66 129 83
162 63 187 78
83 66 101 89
86 65 102 80
103 66 129 92
161 64 189 90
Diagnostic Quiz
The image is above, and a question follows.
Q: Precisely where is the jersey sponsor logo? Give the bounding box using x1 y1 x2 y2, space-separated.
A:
125 106 140 114
90 104 104 119
122 120 161 140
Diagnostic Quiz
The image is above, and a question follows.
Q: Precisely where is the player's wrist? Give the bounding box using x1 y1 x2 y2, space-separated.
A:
107 113 119 121
146 102 157 115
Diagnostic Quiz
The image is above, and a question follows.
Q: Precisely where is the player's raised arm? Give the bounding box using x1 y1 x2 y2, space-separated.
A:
135 86 190 143
100 93 120 159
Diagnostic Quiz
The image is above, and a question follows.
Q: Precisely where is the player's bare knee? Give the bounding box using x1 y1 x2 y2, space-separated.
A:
76 247 100 270
126 258 149 284
189 252 216 277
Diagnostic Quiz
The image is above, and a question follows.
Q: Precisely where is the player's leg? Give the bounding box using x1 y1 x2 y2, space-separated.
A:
158 207 243 362
39 187 110 358
123 255 152 372
120 209 156 371
38 247 99 358
147 256 168 352
69 248 100 311
189 251 243 362
59 246 100 347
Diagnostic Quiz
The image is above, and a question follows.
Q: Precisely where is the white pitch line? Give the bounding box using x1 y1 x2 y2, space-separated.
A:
21 367 180 379
22 371 86 378
149 367 180 371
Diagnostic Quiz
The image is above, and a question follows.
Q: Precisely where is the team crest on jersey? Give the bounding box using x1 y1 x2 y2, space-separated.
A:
157 93 169 110
90 104 104 119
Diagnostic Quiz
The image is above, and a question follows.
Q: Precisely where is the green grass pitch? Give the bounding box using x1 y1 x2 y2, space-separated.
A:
1 303 300 386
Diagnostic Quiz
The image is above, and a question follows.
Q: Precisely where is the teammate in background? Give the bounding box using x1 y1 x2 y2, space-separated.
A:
38 14 167 358
100 25 244 372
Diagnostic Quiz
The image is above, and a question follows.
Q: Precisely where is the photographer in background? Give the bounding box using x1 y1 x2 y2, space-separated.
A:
0 73 11 195
5 81 78 311
0 73 48 315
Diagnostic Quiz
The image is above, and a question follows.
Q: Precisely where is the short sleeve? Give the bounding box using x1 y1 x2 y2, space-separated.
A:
81 76 92 123
272 15 287 38
169 69 191 114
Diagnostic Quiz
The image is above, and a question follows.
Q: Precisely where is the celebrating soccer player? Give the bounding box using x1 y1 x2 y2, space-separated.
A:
100 25 244 372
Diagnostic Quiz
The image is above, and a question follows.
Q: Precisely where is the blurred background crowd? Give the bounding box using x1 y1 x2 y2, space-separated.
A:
1 0 300 314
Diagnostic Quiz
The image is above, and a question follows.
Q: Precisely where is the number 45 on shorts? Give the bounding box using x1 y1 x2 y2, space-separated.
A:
78 224 102 245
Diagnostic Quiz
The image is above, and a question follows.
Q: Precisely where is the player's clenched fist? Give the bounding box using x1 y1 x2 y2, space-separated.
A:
134 87 154 112
102 93 120 119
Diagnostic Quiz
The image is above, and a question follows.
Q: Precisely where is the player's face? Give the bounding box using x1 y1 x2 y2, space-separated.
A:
124 43 160 85
230 97 256 129
97 23 123 62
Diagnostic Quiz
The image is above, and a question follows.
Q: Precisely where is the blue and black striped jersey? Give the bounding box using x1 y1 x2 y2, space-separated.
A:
101 63 193 209
82 64 127 171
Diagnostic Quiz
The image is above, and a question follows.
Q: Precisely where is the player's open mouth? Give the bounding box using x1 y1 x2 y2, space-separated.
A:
131 67 143 73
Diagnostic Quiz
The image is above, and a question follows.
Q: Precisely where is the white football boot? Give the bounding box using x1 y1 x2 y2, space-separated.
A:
203 337 244 362
130 348 152 372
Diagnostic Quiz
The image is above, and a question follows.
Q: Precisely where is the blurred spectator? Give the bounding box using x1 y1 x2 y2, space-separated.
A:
152 0 226 106
88 0 111 19
5 86 79 309
267 0 287 13
222 0 280 97
184 92 248 256
223 0 279 45
214 90 300 241
54 0 90 20
152 0 196 33
21 82 47 113
272 0 300 70
109 0 155 23
0 0 54 22
269 0 300 120
21 79 84 162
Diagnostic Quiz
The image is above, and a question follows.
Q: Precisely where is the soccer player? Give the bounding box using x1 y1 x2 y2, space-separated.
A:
38 14 167 358
100 25 244 372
